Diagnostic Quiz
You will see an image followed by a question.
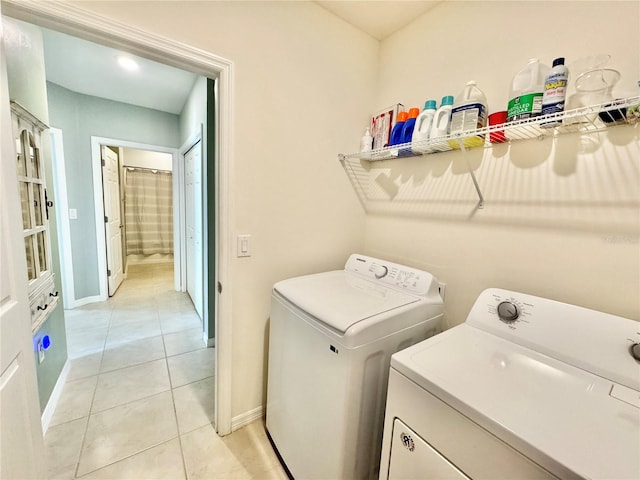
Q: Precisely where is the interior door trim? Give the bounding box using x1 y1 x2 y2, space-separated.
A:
3 0 235 436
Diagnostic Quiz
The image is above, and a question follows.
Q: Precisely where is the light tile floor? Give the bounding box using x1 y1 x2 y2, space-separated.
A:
45 263 287 480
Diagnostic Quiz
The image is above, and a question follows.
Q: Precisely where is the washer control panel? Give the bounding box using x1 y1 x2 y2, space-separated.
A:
496 301 520 323
344 254 438 297
483 292 534 329
466 288 640 393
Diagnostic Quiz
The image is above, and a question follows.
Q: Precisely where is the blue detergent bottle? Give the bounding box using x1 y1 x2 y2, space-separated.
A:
401 107 420 143
389 111 408 146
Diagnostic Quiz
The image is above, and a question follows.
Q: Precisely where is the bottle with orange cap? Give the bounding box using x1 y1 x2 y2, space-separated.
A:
401 107 420 144
389 111 408 146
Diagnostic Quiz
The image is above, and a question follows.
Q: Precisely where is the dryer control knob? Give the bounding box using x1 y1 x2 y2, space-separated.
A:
631 343 640 362
374 265 388 279
497 301 520 323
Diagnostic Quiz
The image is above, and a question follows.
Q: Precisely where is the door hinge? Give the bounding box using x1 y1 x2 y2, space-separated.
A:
107 269 111 277
217 282 222 294
101 158 105 167
104 215 108 223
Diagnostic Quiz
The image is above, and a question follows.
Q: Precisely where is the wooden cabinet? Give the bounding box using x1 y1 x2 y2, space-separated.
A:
10 101 58 332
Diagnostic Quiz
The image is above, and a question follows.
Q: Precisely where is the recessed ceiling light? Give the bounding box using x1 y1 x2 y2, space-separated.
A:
117 55 139 72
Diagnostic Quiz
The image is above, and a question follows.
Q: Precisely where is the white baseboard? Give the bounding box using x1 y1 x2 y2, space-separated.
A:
231 405 264 432
41 359 70 434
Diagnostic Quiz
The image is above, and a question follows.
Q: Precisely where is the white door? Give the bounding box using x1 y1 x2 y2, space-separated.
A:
0 38 46 479
184 141 203 320
101 145 124 296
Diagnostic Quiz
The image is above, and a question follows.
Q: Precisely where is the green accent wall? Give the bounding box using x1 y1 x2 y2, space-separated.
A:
46 82 181 300
4 17 67 413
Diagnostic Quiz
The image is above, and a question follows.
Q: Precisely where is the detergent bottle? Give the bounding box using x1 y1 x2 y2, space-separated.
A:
449 81 488 148
401 107 420 144
429 96 454 140
411 100 437 148
389 111 408 146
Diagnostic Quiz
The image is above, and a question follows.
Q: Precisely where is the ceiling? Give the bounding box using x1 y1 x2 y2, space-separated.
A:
40 1 441 114
41 27 199 115
316 1 441 40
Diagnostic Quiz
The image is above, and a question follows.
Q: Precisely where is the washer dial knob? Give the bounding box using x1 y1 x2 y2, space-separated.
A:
374 265 388 279
631 343 640 362
497 301 520 322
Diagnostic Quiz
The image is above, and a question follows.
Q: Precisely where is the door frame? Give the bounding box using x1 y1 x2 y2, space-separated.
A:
3 0 235 436
90 137 180 300
48 128 75 309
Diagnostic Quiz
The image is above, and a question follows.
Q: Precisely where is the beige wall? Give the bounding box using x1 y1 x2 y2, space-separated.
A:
368 1 640 326
68 0 639 423
71 1 374 418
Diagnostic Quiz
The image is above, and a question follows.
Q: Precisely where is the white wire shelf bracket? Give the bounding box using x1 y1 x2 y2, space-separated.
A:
338 96 640 163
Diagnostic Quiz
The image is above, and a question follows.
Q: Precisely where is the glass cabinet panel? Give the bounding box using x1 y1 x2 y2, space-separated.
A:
16 138 26 176
25 236 36 281
37 231 47 273
33 183 43 226
20 182 31 229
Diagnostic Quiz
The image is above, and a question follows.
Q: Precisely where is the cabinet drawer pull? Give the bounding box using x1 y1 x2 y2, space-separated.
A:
37 304 48 311
49 291 59 297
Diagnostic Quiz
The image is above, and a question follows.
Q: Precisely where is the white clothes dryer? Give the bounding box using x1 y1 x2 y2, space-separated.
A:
266 254 444 480
380 288 640 480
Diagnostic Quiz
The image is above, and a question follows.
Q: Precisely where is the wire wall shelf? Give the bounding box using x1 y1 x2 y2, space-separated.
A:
338 96 639 163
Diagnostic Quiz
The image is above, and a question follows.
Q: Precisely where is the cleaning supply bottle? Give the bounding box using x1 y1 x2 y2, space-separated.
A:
401 107 420 144
360 127 373 152
389 111 408 146
429 96 454 140
507 58 550 122
449 81 488 148
411 100 437 147
541 57 569 127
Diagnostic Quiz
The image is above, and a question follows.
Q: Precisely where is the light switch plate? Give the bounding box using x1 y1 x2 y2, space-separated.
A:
237 234 251 257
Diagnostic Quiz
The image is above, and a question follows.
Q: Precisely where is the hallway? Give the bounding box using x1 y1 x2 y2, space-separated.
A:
44 263 285 479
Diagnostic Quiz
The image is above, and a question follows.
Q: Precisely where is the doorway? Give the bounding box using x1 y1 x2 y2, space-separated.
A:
90 138 183 301
3 1 234 435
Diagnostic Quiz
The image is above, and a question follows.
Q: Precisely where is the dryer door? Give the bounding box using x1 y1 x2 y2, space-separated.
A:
388 418 470 480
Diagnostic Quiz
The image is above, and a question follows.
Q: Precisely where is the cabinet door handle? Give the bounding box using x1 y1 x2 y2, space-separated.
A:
45 189 53 220
49 291 59 298
37 303 49 311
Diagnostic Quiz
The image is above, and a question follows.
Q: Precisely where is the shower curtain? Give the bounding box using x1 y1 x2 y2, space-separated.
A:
124 168 173 255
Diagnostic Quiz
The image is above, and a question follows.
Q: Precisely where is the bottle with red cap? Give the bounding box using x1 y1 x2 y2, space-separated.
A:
389 111 408 146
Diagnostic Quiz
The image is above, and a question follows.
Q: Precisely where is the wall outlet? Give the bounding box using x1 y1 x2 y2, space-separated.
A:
69 208 77 219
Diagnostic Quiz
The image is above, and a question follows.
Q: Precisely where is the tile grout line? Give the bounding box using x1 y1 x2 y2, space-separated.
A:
55 264 203 478
163 330 190 480
71 296 115 478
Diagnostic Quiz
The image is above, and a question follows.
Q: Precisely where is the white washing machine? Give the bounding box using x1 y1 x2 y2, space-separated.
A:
380 288 640 480
266 254 444 480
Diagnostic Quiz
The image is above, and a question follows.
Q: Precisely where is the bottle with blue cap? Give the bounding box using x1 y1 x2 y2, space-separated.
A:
430 96 455 140
389 111 408 146
411 100 438 149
